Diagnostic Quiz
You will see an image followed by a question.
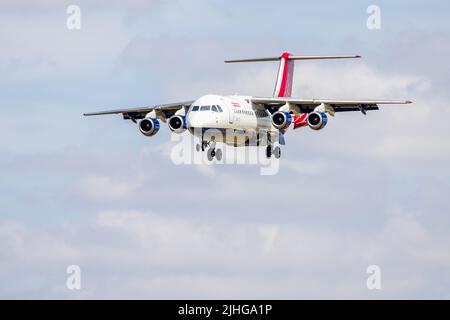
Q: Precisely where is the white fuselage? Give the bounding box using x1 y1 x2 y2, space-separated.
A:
186 94 275 146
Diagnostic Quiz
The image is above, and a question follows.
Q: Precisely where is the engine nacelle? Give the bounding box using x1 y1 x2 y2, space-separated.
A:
307 111 328 130
272 111 292 130
168 115 187 134
139 118 160 137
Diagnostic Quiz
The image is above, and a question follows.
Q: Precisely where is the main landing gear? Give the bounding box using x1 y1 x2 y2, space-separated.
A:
264 132 281 159
266 145 281 159
196 140 222 161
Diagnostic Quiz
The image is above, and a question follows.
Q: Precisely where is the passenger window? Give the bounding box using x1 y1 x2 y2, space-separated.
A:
200 105 210 111
216 105 223 112
212 105 218 112
191 106 199 111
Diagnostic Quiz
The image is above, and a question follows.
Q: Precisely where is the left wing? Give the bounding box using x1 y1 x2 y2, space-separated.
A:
83 100 194 122
252 97 412 115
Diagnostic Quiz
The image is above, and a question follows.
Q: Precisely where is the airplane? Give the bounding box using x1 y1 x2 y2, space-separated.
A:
84 52 412 161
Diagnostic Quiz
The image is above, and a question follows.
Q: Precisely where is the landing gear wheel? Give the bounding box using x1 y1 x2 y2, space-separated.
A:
207 148 215 161
196 143 201 152
273 146 281 159
215 148 222 161
266 145 273 158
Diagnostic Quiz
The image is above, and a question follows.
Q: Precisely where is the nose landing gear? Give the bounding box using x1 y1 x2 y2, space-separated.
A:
196 140 222 162
207 147 223 161
265 145 281 159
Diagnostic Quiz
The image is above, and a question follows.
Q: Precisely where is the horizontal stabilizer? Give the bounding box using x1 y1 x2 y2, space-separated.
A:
288 55 361 60
225 57 280 63
225 54 361 63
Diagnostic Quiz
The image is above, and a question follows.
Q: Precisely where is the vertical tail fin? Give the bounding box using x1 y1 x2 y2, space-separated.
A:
225 52 361 98
273 52 294 97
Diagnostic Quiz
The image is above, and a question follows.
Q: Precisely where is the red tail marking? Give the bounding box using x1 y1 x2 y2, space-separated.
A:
274 52 294 98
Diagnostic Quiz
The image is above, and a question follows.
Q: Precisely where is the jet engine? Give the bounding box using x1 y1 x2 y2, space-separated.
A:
168 115 187 134
307 111 328 130
139 118 160 137
272 111 292 130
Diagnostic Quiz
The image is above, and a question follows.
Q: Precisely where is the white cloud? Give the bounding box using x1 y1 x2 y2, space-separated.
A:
1 208 449 299
78 175 139 202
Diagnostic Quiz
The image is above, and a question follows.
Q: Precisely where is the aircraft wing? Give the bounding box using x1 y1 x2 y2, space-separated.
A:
83 100 195 121
252 97 412 115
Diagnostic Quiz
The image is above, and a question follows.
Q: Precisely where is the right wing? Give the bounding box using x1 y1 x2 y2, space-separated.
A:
251 97 412 115
83 100 195 122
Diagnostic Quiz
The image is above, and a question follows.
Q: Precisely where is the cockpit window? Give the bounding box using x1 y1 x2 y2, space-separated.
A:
216 105 223 112
211 105 218 112
200 105 210 111
191 106 199 111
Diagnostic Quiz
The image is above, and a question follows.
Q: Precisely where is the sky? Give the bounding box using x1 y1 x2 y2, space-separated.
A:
1 0 450 299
